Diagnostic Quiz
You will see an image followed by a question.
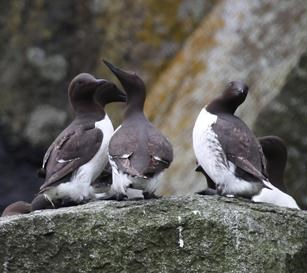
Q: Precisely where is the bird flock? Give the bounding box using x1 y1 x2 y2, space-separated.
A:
1 61 300 217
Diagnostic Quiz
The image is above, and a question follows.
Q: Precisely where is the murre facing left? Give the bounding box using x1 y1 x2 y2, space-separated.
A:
102 60 173 200
193 81 271 199
32 73 126 210
252 136 300 209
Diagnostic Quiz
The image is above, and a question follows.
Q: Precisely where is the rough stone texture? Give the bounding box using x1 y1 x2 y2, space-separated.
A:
0 0 213 139
254 52 307 209
0 0 214 212
0 196 306 273
146 0 307 198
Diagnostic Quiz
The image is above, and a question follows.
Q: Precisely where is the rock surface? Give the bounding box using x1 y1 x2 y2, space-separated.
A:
0 196 306 273
147 0 307 200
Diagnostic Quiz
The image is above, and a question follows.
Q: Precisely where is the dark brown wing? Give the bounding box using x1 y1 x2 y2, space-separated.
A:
40 124 103 191
38 131 74 178
146 124 173 174
212 115 267 182
108 125 137 157
109 122 173 178
108 125 142 176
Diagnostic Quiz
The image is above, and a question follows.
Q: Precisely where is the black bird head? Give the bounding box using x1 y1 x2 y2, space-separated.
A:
207 80 249 115
68 73 125 113
258 135 288 192
103 60 146 110
222 80 248 107
94 81 126 108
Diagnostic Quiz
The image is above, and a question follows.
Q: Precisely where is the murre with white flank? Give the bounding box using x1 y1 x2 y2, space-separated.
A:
31 73 126 210
102 60 173 200
193 81 272 199
252 136 300 209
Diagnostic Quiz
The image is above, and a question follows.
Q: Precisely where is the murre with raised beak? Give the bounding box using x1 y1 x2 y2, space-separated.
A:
102 60 173 200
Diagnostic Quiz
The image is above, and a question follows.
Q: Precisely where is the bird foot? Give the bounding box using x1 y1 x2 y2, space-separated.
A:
225 194 235 198
126 188 144 200
143 191 159 200
197 188 217 196
95 192 128 201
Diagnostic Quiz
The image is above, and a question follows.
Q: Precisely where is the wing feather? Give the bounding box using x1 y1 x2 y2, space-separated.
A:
212 115 267 182
40 124 103 191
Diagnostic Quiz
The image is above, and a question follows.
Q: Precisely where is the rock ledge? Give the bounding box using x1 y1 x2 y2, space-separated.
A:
0 196 306 273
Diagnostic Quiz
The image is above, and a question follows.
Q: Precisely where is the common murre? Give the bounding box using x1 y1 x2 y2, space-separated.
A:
252 136 300 209
193 81 271 199
102 60 173 200
31 73 126 210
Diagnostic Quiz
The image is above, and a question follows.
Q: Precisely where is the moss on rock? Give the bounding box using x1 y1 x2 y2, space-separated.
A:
0 196 306 273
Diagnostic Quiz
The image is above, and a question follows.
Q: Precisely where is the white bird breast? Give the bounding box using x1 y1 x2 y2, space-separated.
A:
192 107 222 181
192 108 254 196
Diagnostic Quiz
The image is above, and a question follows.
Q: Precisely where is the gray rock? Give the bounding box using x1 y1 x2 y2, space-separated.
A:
0 196 306 273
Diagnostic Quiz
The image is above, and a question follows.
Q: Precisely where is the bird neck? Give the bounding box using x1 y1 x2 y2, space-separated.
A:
206 97 238 115
73 100 105 118
266 159 287 192
125 90 146 116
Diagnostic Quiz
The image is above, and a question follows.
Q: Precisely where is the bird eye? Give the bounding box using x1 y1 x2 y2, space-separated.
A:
228 82 234 87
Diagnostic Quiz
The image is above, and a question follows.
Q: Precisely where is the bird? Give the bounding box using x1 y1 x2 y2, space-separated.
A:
102 60 173 200
1 201 31 217
193 81 272 199
252 136 300 209
31 73 126 210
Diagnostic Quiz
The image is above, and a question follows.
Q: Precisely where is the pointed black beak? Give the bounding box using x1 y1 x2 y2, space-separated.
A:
94 78 127 104
115 85 127 102
103 60 136 87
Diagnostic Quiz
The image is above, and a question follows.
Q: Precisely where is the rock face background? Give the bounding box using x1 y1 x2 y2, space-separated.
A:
1 0 307 211
1 197 307 273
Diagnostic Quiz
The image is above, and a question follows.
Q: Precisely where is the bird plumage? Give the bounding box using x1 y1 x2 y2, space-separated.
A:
193 81 270 198
33 73 126 209
103 60 173 200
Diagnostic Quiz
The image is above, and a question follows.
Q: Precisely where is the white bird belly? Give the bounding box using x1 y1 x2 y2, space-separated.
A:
192 108 258 196
109 156 160 196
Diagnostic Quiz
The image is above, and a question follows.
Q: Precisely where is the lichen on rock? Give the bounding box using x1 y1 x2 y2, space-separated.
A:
0 196 306 273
